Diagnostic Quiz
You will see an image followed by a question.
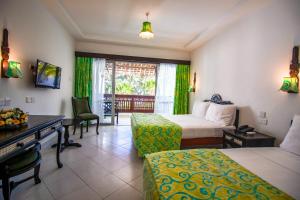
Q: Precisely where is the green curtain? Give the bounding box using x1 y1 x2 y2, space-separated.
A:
173 64 190 114
74 57 93 103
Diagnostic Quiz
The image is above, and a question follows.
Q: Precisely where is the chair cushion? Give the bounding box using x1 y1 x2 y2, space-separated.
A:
5 148 39 172
78 113 99 120
74 99 90 114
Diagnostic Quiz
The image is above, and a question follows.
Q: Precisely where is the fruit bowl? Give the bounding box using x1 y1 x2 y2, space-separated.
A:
0 108 28 131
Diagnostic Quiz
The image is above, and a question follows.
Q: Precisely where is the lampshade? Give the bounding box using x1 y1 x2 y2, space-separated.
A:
139 13 154 39
139 21 154 39
6 61 23 78
280 77 298 93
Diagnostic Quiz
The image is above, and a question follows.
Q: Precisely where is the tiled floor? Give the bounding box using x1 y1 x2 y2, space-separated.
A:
1 125 143 200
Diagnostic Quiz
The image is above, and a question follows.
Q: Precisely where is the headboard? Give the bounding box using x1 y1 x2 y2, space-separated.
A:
204 94 240 128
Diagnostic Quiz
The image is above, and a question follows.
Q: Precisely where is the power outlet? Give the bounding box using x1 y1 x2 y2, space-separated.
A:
4 97 11 106
258 118 268 125
0 98 5 107
25 97 33 103
25 97 35 103
258 111 266 118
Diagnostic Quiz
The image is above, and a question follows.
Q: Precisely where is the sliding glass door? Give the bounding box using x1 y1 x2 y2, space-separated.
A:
101 60 116 125
93 60 157 125
114 61 156 125
91 59 115 125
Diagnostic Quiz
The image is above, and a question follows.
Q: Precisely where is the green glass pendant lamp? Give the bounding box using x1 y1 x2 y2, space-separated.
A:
139 12 154 39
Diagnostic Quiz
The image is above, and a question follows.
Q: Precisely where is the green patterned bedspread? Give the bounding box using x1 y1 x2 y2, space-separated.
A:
131 113 182 157
144 149 293 200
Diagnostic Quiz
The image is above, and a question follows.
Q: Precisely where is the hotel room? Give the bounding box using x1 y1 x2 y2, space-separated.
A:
0 0 300 199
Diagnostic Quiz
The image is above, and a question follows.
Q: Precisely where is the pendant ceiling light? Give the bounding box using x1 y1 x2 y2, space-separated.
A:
139 12 154 39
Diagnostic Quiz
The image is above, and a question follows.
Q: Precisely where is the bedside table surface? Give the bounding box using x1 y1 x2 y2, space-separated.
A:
224 129 275 140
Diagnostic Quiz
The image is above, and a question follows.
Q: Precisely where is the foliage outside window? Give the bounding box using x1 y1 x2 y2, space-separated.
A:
105 62 156 96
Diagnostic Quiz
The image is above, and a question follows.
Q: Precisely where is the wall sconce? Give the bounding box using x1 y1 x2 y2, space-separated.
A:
189 72 196 92
280 46 299 93
7 61 22 78
1 28 22 78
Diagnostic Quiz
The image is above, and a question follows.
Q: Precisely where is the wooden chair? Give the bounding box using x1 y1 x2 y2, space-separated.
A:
0 142 42 200
72 97 99 138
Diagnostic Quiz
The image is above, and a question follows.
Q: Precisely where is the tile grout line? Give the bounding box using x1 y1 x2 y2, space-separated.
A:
63 153 133 199
17 125 142 200
41 178 58 200
63 158 106 199
102 182 142 200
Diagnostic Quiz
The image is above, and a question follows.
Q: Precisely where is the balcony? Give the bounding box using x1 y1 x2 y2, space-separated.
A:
104 94 155 113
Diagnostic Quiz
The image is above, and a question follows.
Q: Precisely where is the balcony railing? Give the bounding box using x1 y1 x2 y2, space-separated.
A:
104 94 155 113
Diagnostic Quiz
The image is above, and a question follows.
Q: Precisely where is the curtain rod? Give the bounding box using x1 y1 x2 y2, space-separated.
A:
75 51 191 65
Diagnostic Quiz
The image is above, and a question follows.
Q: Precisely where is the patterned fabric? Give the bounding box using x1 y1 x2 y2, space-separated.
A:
74 57 93 104
131 113 182 157
144 149 293 200
174 64 190 114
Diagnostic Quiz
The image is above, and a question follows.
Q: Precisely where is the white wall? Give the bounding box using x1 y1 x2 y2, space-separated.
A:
0 0 74 117
191 0 300 143
76 41 190 60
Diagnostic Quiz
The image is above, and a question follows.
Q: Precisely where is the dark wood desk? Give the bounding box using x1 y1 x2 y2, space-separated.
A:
0 115 64 168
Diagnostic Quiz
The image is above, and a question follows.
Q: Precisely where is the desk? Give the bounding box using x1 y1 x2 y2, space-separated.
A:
0 115 64 168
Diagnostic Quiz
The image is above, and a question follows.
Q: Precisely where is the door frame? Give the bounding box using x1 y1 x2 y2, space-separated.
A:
100 60 116 126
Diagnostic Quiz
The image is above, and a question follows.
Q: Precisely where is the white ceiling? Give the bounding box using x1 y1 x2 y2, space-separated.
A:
41 0 269 51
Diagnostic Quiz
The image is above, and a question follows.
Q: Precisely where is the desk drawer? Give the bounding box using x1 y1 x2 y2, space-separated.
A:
0 134 36 158
225 135 233 141
39 121 62 138
233 138 243 146
224 134 243 147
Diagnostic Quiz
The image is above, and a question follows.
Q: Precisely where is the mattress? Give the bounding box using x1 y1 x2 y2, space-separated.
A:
221 147 300 199
162 114 235 139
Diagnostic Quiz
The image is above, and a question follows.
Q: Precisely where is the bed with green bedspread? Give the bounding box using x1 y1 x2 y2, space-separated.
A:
131 113 182 157
144 149 293 200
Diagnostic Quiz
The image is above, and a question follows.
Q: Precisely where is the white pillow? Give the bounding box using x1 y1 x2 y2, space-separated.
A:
280 115 300 156
205 103 236 126
192 101 210 118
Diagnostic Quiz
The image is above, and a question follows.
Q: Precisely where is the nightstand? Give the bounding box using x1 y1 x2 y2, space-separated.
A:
223 129 275 148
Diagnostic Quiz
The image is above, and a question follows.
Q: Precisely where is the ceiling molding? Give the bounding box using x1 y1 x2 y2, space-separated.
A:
185 0 271 50
56 0 85 37
42 0 270 52
56 0 182 49
184 0 246 49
